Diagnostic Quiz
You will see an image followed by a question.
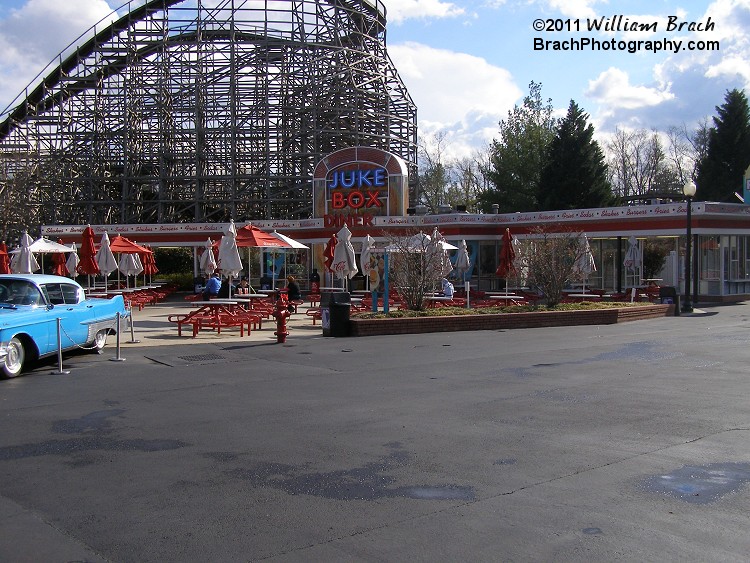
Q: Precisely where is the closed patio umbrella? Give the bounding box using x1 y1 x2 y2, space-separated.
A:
11 231 40 274
496 228 516 294
51 239 68 276
95 232 118 279
624 236 641 272
141 245 158 284
454 239 471 281
199 238 218 275
360 234 375 289
427 227 453 280
0 242 10 274
76 225 100 287
217 221 243 297
323 233 338 285
65 243 79 278
332 225 358 284
573 233 596 294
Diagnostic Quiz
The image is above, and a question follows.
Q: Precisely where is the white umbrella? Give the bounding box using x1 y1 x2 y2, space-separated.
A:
624 236 641 272
28 237 73 253
65 243 80 277
360 234 375 289
199 238 217 275
428 228 454 279
573 234 596 293
332 224 358 282
399 232 458 252
453 239 471 281
218 221 243 296
10 231 40 274
95 232 118 278
271 230 309 249
512 236 528 286
118 253 143 288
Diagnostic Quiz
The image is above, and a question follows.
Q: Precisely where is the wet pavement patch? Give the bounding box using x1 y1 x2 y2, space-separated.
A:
0 408 188 461
641 462 750 504
228 442 475 502
506 341 681 378
493 458 517 466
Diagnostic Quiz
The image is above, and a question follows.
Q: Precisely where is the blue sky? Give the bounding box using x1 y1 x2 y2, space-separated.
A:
0 0 747 159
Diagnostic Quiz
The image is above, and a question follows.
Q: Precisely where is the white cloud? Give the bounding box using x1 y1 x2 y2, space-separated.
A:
586 67 674 110
389 41 522 158
384 0 465 24
537 0 601 19
0 0 115 111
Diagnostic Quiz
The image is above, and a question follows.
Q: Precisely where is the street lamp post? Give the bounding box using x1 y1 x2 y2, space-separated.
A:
682 180 696 313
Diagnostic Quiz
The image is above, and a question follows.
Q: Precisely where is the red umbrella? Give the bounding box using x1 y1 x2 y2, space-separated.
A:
76 225 100 276
496 228 516 291
323 233 338 272
109 234 149 254
51 238 68 276
141 246 158 276
0 242 10 274
235 224 290 248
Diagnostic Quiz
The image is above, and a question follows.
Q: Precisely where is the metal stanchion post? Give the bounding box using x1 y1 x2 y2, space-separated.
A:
110 312 126 362
51 317 70 375
465 281 470 308
127 309 140 344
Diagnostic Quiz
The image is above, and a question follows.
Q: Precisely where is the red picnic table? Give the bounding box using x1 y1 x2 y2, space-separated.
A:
168 299 262 337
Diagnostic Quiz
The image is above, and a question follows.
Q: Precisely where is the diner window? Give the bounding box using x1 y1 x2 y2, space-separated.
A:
727 236 740 280
698 236 721 281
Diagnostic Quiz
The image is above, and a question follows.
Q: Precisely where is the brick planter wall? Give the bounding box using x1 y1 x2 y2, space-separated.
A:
348 305 673 337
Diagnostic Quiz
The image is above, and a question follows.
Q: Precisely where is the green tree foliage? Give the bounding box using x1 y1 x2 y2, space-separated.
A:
695 88 750 202
480 81 557 213
539 100 613 210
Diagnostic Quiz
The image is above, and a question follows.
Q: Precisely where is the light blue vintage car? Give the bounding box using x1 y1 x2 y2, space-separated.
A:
0 274 129 378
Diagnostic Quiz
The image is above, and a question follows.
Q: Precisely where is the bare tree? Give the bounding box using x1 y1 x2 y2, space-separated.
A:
383 228 452 311
445 152 486 211
417 132 449 213
524 226 586 307
606 128 670 199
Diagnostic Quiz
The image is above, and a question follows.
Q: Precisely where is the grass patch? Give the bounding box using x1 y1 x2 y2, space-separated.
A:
352 301 644 319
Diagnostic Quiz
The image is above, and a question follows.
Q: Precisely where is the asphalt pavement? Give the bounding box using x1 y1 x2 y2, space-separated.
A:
1 298 750 562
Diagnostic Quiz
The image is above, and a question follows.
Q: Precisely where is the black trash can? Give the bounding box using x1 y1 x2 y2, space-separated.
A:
321 291 351 337
659 286 680 316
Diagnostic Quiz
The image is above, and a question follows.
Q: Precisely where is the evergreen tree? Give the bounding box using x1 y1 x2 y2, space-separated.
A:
696 88 750 202
479 81 557 213
539 100 613 210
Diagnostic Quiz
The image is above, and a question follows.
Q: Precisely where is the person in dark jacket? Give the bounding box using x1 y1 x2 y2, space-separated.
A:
286 276 302 300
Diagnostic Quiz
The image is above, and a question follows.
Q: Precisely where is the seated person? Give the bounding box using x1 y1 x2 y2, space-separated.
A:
286 276 302 300
236 278 250 294
202 273 221 299
218 278 236 298
441 278 455 298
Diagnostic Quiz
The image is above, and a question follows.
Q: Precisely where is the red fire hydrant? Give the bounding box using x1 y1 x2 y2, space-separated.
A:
273 292 292 343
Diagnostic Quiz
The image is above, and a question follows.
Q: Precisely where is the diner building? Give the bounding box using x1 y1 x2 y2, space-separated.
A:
43 146 750 304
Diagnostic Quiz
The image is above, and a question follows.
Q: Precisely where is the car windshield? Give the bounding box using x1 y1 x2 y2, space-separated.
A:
0 280 43 306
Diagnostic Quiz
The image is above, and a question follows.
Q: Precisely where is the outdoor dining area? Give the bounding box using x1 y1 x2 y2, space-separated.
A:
1 215 677 342
0 227 178 311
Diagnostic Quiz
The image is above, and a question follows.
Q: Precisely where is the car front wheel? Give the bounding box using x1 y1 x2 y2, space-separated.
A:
93 330 109 352
2 336 25 378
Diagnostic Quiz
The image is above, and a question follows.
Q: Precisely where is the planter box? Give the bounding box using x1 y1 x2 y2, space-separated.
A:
348 304 674 337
